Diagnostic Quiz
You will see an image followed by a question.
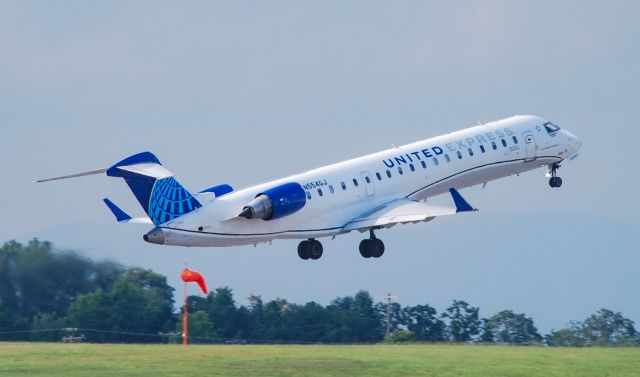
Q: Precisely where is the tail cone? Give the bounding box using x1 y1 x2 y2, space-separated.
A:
143 227 165 245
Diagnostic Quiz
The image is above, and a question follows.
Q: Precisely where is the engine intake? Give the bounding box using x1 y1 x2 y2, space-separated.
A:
239 182 306 220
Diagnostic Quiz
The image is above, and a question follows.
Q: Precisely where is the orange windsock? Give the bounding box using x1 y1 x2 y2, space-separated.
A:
181 268 208 294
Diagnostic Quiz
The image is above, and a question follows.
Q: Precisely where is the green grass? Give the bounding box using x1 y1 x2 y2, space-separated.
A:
1 342 639 377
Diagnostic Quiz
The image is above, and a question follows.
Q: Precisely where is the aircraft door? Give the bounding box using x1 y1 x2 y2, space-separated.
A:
523 132 537 162
360 171 375 197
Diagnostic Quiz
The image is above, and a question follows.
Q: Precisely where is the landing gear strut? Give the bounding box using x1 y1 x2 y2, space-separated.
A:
548 162 563 188
297 239 323 260
359 229 385 258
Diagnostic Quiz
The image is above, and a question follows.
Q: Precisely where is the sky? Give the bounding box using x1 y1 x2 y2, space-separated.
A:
1 1 639 333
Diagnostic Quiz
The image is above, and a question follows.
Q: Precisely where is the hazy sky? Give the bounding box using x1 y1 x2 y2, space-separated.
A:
2 1 639 333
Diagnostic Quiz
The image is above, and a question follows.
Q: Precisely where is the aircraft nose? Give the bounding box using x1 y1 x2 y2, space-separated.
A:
573 137 583 151
564 130 582 154
569 135 582 152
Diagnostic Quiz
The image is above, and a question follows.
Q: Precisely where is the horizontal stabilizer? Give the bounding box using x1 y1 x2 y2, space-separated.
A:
35 168 106 183
103 198 152 224
103 198 131 222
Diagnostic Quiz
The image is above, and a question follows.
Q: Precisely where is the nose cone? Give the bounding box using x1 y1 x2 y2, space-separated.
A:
572 137 583 152
143 227 165 245
562 129 582 155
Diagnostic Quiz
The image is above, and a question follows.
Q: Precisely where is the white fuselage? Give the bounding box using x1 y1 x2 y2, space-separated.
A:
157 115 581 247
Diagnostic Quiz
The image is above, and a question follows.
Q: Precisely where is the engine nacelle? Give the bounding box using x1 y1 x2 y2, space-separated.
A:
239 182 306 220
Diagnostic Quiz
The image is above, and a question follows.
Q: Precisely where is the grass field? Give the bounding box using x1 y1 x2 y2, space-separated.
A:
1 342 639 377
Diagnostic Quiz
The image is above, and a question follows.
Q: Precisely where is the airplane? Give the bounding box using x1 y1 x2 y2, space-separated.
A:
37 115 581 260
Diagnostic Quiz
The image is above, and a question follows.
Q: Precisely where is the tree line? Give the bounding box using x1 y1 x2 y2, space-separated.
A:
0 240 638 346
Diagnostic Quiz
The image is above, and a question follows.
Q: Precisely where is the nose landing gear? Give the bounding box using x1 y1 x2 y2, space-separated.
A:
548 163 563 188
359 229 385 258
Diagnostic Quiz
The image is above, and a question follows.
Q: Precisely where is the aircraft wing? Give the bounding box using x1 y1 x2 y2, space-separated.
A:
342 188 476 232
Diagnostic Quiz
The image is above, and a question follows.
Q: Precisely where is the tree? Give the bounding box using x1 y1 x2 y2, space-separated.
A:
259 298 287 340
545 321 584 347
324 291 384 343
66 271 176 343
0 239 124 323
0 305 28 341
293 302 330 342
481 310 542 344
30 313 65 341
404 304 445 341
118 268 174 307
581 308 637 346
193 287 253 339
442 300 481 342
179 310 217 343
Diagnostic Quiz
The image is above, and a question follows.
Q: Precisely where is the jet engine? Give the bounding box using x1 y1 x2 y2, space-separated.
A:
239 182 306 220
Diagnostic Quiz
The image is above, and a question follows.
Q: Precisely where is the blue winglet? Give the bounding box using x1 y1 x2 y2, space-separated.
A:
449 188 475 213
103 198 132 222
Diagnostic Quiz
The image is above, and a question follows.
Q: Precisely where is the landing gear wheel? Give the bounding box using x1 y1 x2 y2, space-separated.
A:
359 239 372 258
298 239 323 260
371 239 385 258
549 176 563 188
309 240 323 260
359 229 385 258
297 240 310 260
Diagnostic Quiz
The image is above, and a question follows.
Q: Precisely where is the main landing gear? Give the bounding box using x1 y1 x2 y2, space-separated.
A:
297 229 386 260
297 239 323 260
359 229 385 259
548 162 563 188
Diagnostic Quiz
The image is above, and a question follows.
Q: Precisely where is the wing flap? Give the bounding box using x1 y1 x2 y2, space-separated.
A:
342 188 477 232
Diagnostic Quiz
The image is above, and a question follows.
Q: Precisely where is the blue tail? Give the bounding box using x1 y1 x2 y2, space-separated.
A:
106 152 201 225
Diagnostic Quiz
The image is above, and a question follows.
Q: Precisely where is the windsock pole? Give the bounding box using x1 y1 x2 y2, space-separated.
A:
183 280 188 346
180 265 207 346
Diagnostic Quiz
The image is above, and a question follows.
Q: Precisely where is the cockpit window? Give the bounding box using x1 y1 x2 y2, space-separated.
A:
543 122 560 134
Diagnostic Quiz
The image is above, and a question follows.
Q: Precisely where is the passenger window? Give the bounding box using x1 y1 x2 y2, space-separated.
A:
398 166 404 175
468 148 473 156
480 145 486 153
432 157 439 166
386 170 392 178
444 154 451 162
306 191 311 200
409 164 415 172
512 136 518 144
491 141 497 150
421 160 427 169
341 182 346 190
352 178 359 187
329 185 334 194
456 151 462 159
501 139 507 147
317 188 323 197
376 172 382 181
365 176 371 184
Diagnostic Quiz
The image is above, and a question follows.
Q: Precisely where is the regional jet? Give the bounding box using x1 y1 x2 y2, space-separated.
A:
38 115 581 260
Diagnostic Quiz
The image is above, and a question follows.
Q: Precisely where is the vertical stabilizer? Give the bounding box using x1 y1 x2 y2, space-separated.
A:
106 152 201 225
